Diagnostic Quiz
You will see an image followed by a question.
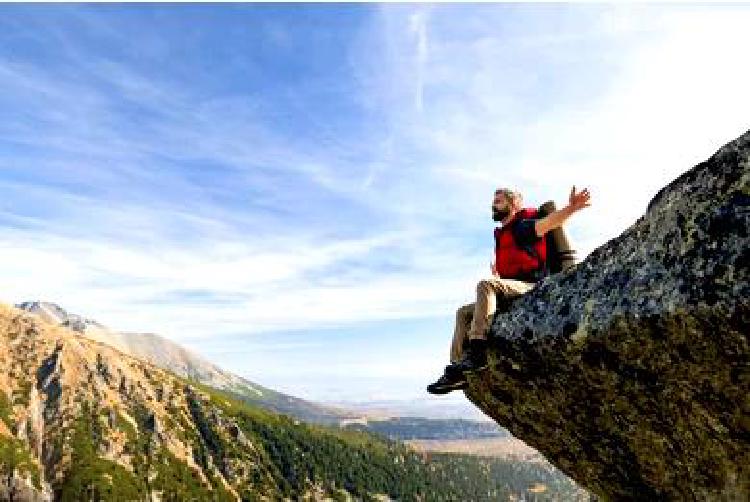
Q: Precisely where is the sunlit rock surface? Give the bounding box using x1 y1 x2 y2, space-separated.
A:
467 129 750 500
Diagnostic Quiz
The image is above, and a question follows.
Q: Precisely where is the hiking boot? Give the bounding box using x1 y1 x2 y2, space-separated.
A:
426 365 468 395
452 338 489 374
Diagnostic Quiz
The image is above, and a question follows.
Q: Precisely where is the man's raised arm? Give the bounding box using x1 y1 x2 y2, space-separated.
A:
535 186 591 237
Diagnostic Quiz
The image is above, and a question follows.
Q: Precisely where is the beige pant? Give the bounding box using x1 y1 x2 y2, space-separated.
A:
449 277 535 363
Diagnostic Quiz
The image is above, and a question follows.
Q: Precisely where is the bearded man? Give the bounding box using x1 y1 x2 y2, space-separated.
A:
427 186 591 394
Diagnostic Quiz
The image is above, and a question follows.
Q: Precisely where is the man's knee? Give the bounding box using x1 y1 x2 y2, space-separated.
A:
456 303 473 321
488 278 535 298
457 303 474 314
494 281 534 310
476 279 495 296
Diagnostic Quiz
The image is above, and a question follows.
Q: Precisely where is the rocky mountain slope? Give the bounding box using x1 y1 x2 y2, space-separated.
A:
0 303 587 501
0 304 267 500
466 130 750 499
16 301 349 425
14 302 531 448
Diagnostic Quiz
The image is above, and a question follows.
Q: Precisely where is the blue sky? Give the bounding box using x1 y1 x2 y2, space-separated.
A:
1 4 749 413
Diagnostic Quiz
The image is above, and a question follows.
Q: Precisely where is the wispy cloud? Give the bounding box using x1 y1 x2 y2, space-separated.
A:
1 4 749 402
0 6 490 343
360 4 750 256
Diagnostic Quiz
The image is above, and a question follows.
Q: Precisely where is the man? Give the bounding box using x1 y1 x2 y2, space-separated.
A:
427 186 591 394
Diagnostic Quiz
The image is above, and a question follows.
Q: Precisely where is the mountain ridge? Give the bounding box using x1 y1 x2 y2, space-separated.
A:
15 301 351 425
0 302 588 500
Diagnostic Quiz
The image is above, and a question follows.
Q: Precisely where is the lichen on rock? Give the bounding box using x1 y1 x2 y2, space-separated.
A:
466 129 750 500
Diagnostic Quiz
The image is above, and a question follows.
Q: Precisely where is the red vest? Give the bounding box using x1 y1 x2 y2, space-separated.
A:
494 208 547 281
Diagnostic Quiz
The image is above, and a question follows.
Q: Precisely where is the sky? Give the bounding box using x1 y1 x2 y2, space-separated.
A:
1 4 749 415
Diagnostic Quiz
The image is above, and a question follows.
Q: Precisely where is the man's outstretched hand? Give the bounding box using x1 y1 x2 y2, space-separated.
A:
568 186 591 212
534 185 592 237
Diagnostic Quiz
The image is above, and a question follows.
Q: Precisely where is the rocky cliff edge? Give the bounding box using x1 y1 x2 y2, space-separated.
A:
466 129 750 500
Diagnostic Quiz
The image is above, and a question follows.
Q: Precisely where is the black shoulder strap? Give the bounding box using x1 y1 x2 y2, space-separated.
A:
509 220 547 280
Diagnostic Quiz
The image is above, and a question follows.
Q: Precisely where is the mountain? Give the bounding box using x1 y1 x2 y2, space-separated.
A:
14 302 549 451
465 129 750 499
0 303 589 501
15 301 350 425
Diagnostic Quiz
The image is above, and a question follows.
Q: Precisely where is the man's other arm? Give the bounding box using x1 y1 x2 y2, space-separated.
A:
534 186 591 237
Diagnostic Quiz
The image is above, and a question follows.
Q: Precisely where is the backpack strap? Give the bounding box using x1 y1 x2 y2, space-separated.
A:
515 240 547 281
508 217 548 282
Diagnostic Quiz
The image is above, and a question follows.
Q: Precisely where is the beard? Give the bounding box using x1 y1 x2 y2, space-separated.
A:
492 208 510 222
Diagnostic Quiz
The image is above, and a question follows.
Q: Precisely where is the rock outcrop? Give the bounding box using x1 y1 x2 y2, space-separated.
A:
467 130 750 500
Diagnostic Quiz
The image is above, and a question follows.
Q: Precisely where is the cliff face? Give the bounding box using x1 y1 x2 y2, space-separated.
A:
466 130 750 500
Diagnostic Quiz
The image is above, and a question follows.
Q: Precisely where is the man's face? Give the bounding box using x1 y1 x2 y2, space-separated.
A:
492 192 511 222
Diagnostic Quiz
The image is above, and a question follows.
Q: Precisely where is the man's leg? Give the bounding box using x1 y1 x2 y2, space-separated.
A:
427 278 535 395
468 278 535 342
450 303 475 364
427 303 474 395
452 278 536 374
